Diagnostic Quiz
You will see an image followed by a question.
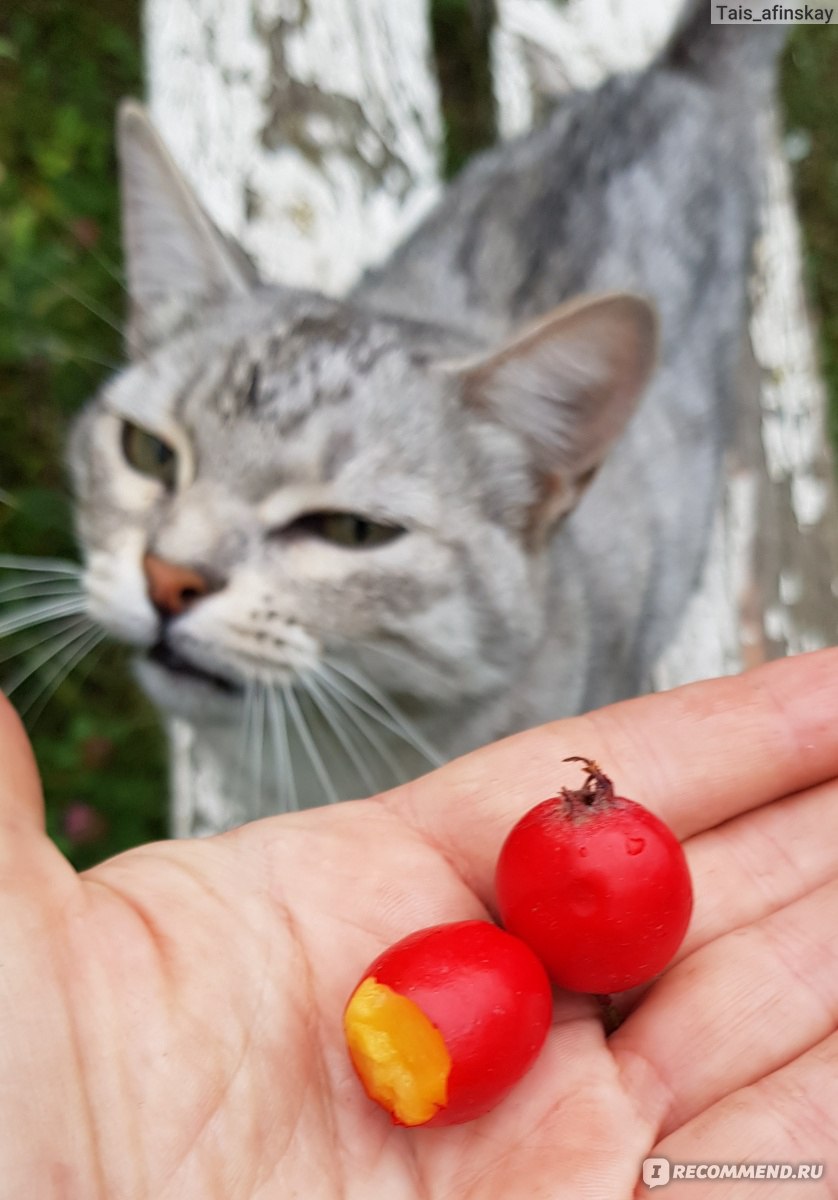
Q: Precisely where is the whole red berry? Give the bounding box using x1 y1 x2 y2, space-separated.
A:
495 758 693 993
343 920 553 1126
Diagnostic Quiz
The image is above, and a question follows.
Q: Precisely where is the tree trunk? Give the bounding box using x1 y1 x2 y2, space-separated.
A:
142 0 838 836
143 0 444 292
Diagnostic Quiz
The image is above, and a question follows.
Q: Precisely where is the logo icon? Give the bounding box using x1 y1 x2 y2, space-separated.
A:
642 1157 671 1189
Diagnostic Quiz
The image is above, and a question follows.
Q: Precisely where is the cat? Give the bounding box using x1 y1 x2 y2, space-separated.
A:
66 3 785 816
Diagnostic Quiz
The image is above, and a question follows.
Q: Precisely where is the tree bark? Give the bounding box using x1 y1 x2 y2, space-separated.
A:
143 0 444 292
142 0 838 835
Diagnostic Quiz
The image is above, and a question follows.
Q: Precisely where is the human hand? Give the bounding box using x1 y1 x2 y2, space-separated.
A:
2 652 837 1199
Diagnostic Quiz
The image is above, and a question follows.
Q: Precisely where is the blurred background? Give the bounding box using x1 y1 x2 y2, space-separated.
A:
1 0 836 869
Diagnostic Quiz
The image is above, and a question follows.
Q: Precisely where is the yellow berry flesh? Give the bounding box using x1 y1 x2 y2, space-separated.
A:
343 976 451 1126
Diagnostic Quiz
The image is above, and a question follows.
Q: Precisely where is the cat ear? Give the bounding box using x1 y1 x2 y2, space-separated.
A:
117 99 260 358
459 293 658 537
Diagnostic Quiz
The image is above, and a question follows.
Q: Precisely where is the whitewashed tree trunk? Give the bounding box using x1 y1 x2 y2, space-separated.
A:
142 0 838 835
143 0 444 293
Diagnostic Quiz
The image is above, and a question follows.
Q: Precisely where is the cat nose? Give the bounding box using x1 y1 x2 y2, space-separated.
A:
143 553 217 617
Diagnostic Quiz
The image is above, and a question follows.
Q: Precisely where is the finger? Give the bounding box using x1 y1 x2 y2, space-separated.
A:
613 876 838 1139
392 649 838 901
678 777 838 962
0 692 46 859
609 776 838 1022
637 1031 837 1199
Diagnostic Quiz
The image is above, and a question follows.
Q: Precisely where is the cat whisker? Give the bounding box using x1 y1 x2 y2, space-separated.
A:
0 597 89 640
87 251 127 294
0 578 85 605
243 679 256 807
0 614 90 668
301 669 381 797
0 555 82 577
266 685 298 813
24 629 107 728
352 638 454 693
323 659 443 768
12 620 97 705
59 219 128 292
279 686 300 812
2 616 92 691
2 322 116 383
23 262 125 338
283 683 340 806
238 678 255 777
15 624 106 724
313 666 409 786
264 685 285 810
25 336 123 373
251 681 266 814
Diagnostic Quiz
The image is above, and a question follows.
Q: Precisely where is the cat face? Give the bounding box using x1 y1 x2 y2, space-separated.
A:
67 103 656 734
70 291 549 724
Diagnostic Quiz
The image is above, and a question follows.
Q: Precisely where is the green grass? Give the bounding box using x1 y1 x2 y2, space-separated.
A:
0 4 835 869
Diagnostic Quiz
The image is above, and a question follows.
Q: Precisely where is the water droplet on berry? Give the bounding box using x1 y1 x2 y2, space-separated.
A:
626 837 645 856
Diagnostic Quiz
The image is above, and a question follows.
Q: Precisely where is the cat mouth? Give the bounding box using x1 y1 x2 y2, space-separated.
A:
146 639 240 694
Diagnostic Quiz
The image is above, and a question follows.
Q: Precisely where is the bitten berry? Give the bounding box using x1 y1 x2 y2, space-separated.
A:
343 920 553 1126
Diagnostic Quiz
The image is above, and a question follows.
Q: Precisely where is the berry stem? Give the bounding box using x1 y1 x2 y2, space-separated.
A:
561 757 615 807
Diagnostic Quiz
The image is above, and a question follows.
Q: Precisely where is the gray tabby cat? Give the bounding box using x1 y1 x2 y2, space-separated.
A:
68 4 784 813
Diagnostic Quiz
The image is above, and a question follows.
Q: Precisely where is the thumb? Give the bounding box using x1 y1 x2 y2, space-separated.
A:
0 693 46 858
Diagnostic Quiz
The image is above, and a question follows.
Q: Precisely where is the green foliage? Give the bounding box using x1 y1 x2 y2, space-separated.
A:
0 0 167 869
782 26 838 446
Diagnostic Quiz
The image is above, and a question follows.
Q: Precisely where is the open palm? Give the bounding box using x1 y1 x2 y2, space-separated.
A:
3 653 837 1199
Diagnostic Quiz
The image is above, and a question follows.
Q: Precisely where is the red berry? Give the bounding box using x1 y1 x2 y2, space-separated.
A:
343 920 553 1127
495 758 693 993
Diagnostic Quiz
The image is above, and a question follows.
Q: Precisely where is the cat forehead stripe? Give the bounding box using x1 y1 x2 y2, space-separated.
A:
202 321 416 429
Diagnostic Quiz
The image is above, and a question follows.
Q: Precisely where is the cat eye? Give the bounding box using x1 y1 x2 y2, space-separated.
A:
121 421 178 489
288 511 406 549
